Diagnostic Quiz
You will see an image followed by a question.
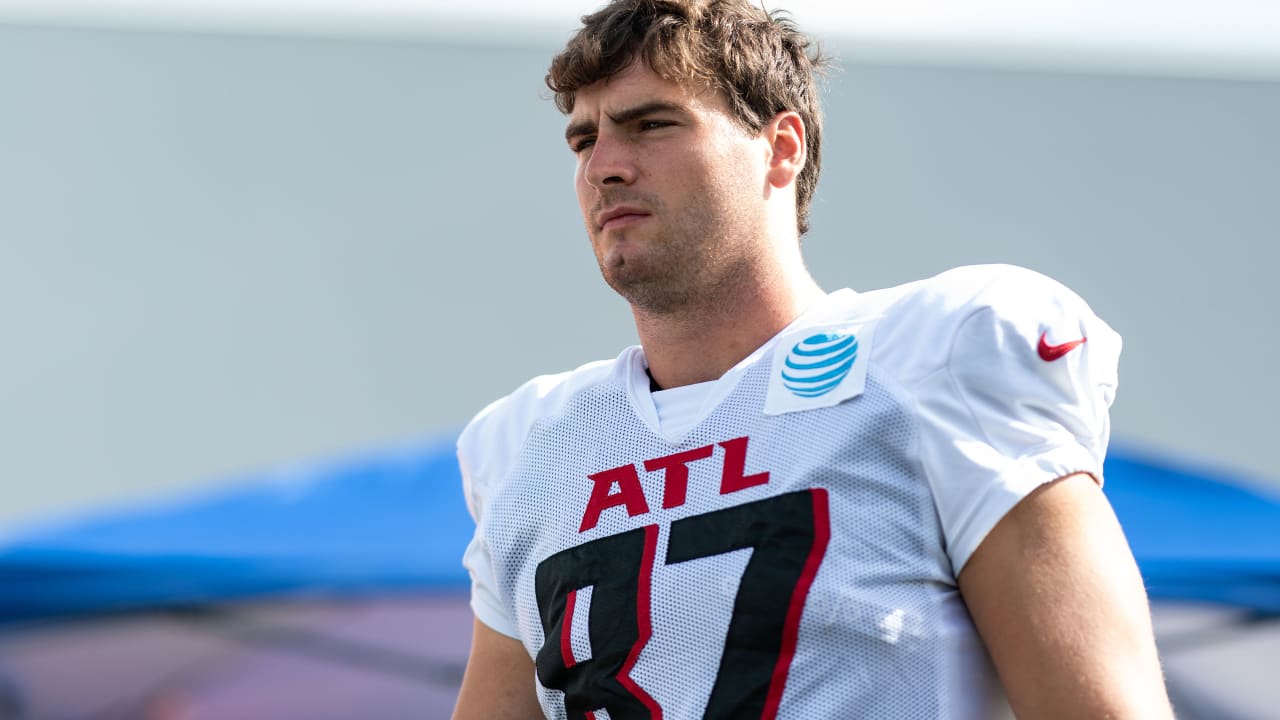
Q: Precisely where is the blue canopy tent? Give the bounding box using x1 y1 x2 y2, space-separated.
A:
0 434 476 720
1106 447 1280 614
0 434 472 624
0 436 1276 718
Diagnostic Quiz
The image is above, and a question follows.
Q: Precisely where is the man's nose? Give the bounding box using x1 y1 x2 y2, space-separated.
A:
584 135 637 188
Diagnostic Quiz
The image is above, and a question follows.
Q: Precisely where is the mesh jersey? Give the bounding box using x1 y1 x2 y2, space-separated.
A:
459 264 1120 720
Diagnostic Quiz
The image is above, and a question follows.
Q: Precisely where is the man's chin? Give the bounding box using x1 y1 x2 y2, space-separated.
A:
604 273 699 315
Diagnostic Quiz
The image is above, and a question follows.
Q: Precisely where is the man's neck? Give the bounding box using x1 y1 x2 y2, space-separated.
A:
634 268 825 390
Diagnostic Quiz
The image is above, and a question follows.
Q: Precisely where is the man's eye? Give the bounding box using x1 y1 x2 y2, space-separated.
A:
571 138 595 153
640 120 672 130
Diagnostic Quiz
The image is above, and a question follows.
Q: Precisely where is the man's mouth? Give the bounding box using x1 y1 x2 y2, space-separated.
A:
597 205 651 230
602 213 649 230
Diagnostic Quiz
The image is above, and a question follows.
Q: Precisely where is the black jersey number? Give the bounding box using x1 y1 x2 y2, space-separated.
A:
533 488 830 720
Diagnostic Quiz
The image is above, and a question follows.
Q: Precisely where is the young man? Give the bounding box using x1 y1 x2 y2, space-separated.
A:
453 1 1174 718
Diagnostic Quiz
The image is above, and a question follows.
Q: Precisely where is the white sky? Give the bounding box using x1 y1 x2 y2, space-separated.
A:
2 0 1279 77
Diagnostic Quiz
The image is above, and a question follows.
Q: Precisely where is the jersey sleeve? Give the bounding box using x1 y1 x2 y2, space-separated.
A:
913 267 1121 577
456 358 622 642
458 410 522 639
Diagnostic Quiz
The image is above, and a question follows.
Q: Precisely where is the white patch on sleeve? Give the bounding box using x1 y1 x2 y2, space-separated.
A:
764 320 878 416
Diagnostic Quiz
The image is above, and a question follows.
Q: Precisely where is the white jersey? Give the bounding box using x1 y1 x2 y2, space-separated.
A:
459 264 1120 720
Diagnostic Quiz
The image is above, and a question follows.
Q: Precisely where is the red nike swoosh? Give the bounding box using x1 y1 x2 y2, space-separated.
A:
1038 331 1087 361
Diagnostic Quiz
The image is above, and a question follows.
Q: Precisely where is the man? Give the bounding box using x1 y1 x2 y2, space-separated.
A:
453 1 1173 717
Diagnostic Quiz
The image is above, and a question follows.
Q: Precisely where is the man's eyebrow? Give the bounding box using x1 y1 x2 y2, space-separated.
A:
564 101 688 143
565 118 596 144
608 101 687 126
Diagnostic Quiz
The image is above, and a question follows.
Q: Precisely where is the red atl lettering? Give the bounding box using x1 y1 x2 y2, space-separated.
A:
579 465 650 533
719 436 770 494
644 445 715 509
579 436 770 533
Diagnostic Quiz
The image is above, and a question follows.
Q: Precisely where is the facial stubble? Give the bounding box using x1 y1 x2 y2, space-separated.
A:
592 181 764 318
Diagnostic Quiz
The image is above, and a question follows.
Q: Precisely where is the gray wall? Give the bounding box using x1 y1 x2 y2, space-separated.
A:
1 24 1277 528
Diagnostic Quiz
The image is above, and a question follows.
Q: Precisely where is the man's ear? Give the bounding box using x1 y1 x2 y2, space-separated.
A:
764 111 806 190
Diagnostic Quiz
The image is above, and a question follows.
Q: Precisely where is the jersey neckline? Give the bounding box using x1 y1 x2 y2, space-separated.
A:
623 288 859 444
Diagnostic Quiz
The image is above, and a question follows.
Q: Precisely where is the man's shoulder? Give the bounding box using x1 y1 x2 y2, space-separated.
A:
457 349 635 463
861 263 1082 318
847 264 1108 382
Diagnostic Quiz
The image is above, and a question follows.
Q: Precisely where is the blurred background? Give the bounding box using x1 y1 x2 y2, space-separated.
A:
1 1 1277 718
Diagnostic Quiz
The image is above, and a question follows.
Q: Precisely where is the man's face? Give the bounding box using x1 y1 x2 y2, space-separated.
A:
566 61 772 314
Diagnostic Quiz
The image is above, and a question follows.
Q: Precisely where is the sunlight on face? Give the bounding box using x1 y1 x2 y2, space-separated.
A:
567 62 772 314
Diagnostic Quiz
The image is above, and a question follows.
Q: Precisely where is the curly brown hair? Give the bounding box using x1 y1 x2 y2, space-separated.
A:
547 0 829 236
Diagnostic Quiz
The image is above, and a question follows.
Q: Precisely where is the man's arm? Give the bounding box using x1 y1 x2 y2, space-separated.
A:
958 473 1174 719
451 619 543 720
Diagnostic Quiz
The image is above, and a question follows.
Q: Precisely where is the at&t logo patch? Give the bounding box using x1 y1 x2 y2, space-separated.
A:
764 320 877 415
782 333 859 398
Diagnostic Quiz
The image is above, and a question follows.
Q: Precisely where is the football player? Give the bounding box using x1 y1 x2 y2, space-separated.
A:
452 2 1173 718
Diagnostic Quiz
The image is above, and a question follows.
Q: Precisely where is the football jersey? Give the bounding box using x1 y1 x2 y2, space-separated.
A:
458 264 1120 720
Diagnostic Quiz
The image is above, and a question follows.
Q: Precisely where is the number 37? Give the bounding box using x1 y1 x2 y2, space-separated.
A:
534 489 830 720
